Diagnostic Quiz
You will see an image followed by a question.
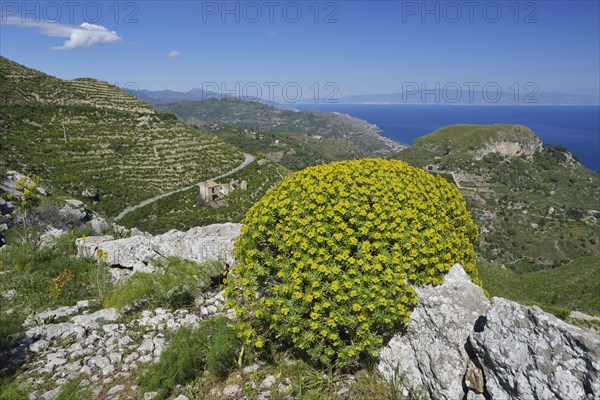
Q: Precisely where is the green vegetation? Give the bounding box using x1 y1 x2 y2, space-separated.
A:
104 258 223 311
118 159 290 234
55 378 93 400
0 232 109 329
157 98 397 156
0 377 32 400
225 159 479 368
0 56 244 217
208 126 365 171
394 124 600 273
139 317 240 400
195 351 426 400
479 256 600 317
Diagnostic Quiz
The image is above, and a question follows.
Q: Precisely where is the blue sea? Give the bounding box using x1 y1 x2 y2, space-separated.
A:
295 104 600 173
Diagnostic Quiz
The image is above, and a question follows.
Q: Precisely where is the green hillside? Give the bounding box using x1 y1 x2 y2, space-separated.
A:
0 57 244 217
203 126 366 171
479 256 600 317
394 124 600 272
119 158 290 234
155 99 402 156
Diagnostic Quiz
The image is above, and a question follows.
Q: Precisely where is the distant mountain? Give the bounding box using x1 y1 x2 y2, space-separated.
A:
328 91 600 105
126 87 290 108
0 56 244 217
157 98 403 156
126 88 215 105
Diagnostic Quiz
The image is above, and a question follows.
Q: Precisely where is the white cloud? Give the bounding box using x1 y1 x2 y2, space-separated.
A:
2 17 121 50
168 50 179 57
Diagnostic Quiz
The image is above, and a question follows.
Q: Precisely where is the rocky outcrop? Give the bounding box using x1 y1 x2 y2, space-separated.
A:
470 298 600 399
9 290 228 400
475 138 543 160
377 264 600 400
76 223 241 276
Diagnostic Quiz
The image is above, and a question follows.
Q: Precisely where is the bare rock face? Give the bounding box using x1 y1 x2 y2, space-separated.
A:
378 264 490 399
59 199 89 223
473 126 544 160
470 298 600 399
76 223 241 276
377 264 600 400
475 138 543 160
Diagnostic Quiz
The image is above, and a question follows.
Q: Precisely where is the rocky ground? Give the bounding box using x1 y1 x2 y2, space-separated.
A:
5 288 226 400
5 262 598 400
1 184 599 400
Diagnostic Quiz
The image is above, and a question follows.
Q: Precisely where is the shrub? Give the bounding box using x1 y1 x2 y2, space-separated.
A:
224 158 479 368
206 325 240 378
104 258 222 311
139 317 239 399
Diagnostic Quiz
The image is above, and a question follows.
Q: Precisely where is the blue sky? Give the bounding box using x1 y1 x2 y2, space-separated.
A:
1 1 599 100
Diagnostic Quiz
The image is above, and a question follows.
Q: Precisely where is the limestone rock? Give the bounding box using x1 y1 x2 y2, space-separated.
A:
90 217 109 235
377 264 600 400
59 199 89 223
378 264 489 399
70 308 119 329
25 300 90 326
39 227 66 249
81 187 99 200
470 297 600 399
76 223 240 274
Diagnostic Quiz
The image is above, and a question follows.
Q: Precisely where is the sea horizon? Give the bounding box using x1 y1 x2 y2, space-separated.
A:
295 104 600 173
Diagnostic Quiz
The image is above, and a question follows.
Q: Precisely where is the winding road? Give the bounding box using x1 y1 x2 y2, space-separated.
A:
114 153 256 221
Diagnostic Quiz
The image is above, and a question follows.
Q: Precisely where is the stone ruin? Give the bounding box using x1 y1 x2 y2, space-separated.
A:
198 179 248 206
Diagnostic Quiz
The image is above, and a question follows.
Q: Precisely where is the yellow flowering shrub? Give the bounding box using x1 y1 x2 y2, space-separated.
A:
224 159 479 367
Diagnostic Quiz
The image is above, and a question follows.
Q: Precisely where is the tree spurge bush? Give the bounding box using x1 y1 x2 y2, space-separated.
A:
224 158 479 368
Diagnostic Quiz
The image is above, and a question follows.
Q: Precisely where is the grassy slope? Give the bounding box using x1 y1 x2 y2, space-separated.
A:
0 57 244 217
155 98 395 156
479 256 600 317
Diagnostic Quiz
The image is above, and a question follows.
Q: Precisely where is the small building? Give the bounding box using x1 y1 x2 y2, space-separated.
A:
481 209 495 219
198 179 248 205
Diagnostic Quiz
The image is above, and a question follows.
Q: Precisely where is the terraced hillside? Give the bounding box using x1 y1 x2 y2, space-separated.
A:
155 98 403 156
0 57 244 216
119 158 291 234
203 126 367 171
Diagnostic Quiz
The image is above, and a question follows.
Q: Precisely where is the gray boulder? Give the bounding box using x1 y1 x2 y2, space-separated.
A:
90 216 109 235
0 197 15 214
76 223 240 274
81 187 99 200
39 226 66 248
470 298 600 399
59 199 89 223
377 264 600 400
70 308 119 329
378 264 489 399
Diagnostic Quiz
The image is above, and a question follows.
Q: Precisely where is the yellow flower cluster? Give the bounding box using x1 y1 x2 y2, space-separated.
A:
224 158 479 368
